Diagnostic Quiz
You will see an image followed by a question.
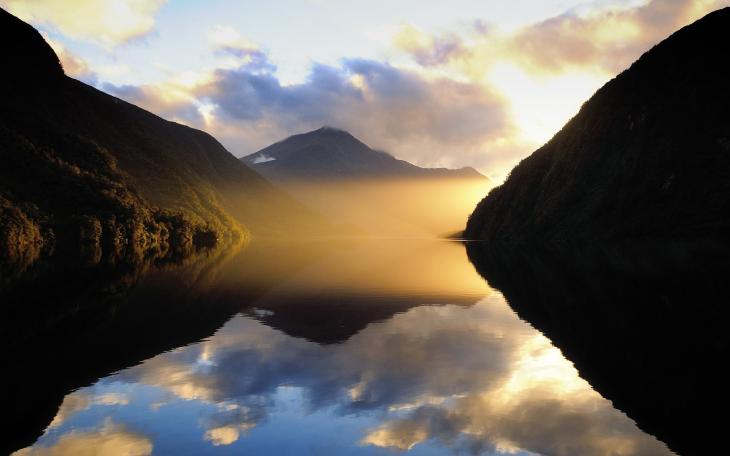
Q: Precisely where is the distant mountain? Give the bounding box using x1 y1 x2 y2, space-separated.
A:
242 126 486 181
241 127 490 236
465 8 730 241
0 8 321 265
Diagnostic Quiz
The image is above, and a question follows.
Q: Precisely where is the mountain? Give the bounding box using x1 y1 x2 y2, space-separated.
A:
465 8 730 242
0 8 320 265
242 127 490 236
242 126 486 181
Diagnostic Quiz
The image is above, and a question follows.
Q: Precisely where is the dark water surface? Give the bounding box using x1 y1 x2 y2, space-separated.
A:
2 239 676 455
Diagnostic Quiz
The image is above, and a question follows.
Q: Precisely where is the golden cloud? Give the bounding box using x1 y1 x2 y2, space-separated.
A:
1 0 166 47
359 327 671 455
385 0 730 176
360 422 429 451
49 391 130 429
394 0 730 76
13 420 152 456
107 287 670 455
204 422 256 446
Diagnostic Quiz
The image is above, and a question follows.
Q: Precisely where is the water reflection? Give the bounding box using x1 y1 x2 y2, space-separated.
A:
10 240 672 455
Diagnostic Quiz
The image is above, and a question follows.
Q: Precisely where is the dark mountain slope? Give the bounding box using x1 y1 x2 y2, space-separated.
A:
243 126 486 181
465 7 730 241
0 8 319 264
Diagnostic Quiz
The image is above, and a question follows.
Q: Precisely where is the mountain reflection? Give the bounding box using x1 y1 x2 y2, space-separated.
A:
466 240 730 456
12 240 672 456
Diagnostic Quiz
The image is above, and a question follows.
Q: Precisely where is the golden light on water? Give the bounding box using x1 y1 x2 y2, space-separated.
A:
16 239 673 455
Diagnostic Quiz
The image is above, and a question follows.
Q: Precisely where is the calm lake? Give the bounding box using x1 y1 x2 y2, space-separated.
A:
5 239 673 455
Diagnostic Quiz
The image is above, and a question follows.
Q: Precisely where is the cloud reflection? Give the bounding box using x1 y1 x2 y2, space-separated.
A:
19 241 673 455
13 420 152 456
33 294 670 455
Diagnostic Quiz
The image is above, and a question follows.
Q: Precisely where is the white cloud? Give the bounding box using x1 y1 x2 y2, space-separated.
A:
1 0 167 47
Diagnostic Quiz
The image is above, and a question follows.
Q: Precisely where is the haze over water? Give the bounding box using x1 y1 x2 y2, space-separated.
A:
11 239 672 456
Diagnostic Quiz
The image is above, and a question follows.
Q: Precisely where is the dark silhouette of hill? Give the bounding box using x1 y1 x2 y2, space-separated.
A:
466 240 730 456
465 8 730 241
0 7 321 266
243 126 486 181
244 291 478 345
462 8 730 456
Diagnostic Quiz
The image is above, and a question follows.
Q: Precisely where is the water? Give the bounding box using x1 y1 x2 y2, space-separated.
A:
5 239 672 455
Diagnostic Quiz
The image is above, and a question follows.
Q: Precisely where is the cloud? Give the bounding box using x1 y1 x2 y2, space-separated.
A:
99 295 670 455
1 0 166 47
393 24 465 67
360 420 430 450
204 426 242 446
62 1 730 180
360 398 665 456
13 420 152 456
207 25 275 73
204 57 509 161
394 0 730 76
104 82 206 126
202 402 266 446
48 391 129 429
382 0 730 175
106 37 512 171
505 0 730 74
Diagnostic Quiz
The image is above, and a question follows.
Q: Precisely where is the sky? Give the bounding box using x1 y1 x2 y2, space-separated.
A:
2 0 728 181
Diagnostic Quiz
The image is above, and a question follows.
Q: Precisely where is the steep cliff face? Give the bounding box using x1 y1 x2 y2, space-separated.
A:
466 8 730 241
0 8 320 264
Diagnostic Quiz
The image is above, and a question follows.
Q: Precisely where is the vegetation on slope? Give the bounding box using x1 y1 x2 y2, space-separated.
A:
0 7 324 268
0 126 221 267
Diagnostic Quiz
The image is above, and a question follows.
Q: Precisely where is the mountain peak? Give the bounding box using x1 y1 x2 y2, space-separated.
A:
1 7 64 85
242 128 487 181
314 125 347 134
306 126 359 142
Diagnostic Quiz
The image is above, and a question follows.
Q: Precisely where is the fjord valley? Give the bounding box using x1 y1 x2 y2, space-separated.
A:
3 2 730 456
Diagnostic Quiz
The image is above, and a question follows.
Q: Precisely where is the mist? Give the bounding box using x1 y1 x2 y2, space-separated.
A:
240 175 493 239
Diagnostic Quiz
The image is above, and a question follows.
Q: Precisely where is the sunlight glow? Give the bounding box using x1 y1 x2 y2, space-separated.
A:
488 63 609 145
